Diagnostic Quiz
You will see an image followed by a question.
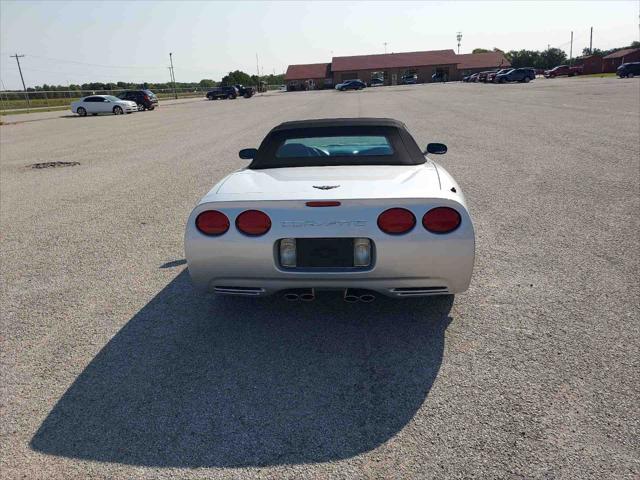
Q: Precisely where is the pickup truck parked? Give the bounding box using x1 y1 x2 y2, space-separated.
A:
234 85 255 98
544 65 582 78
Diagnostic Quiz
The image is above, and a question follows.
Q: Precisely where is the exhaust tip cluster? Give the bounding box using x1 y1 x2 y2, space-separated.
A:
282 288 376 302
344 288 376 303
283 288 315 301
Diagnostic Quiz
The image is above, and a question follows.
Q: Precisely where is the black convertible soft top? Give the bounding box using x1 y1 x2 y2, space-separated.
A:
248 118 426 169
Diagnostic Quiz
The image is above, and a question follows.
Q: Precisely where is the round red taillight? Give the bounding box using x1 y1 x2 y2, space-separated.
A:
195 210 229 236
236 210 271 236
377 208 416 234
422 207 461 234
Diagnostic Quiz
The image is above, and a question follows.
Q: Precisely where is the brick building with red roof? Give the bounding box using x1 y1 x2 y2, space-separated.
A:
284 49 511 89
331 49 461 85
284 63 331 91
602 48 640 73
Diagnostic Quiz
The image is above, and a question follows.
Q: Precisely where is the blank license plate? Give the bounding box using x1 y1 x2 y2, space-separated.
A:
296 238 354 268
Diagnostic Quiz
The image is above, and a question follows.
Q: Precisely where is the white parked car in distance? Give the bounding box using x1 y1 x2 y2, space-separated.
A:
71 95 137 116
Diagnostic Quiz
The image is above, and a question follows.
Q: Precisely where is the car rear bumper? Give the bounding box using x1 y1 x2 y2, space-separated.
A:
185 201 475 297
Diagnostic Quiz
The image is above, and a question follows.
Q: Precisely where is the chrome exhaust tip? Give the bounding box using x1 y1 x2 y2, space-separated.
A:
344 288 359 303
344 288 376 303
283 292 300 301
284 288 315 302
300 288 315 302
359 293 376 303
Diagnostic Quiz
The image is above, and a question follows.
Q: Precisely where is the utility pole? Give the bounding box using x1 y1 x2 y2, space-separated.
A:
0 78 8 111
589 26 593 54
256 53 260 78
169 52 177 99
384 42 388 54
10 53 30 109
168 66 175 92
569 31 573 65
456 32 462 54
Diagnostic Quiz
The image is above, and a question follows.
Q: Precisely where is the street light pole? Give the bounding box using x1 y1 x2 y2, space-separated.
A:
456 32 463 54
169 52 178 99
10 53 30 109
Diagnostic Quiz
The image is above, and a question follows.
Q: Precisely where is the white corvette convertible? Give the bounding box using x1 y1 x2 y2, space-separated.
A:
185 118 474 301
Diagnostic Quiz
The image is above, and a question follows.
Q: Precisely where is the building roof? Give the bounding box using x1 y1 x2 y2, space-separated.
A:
456 51 511 69
603 48 640 59
331 50 457 72
285 63 331 81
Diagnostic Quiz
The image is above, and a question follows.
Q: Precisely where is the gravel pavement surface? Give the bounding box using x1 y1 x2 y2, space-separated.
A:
1 78 639 479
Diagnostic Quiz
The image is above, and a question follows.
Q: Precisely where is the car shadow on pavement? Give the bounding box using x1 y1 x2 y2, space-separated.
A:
30 269 453 468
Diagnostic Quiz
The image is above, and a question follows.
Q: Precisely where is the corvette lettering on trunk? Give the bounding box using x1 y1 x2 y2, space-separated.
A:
281 220 367 227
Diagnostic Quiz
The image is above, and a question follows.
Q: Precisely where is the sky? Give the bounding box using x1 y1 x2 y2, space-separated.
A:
0 0 638 89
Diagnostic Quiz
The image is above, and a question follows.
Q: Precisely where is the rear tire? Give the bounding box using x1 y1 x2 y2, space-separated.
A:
629 73 635 78
113 106 123 115
148 105 155 110
524 77 530 83
77 107 87 117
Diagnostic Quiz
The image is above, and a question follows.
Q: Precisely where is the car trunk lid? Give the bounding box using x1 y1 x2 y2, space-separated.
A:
204 163 441 203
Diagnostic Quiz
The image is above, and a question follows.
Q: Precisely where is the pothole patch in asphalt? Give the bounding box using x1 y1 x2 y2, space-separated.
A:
29 161 80 169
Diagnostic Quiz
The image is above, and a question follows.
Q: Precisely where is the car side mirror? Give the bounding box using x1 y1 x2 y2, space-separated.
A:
239 148 258 160
425 143 447 155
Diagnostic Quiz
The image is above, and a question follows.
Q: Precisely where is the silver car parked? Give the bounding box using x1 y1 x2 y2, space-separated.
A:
71 95 137 116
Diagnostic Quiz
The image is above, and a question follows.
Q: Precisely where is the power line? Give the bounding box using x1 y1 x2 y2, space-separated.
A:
20 53 218 74
24 53 167 70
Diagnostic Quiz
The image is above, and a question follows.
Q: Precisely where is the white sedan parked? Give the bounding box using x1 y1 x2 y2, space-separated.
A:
71 95 137 116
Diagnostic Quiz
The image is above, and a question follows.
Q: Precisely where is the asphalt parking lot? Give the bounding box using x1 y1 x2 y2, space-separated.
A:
1 78 639 479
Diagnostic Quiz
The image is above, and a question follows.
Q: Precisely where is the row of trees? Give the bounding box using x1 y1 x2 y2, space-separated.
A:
473 41 639 70
220 70 284 87
8 71 285 94
581 40 640 57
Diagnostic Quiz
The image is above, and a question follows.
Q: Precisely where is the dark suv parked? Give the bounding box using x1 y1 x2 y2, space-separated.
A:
118 90 158 110
617 62 640 78
496 68 536 83
206 86 238 100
